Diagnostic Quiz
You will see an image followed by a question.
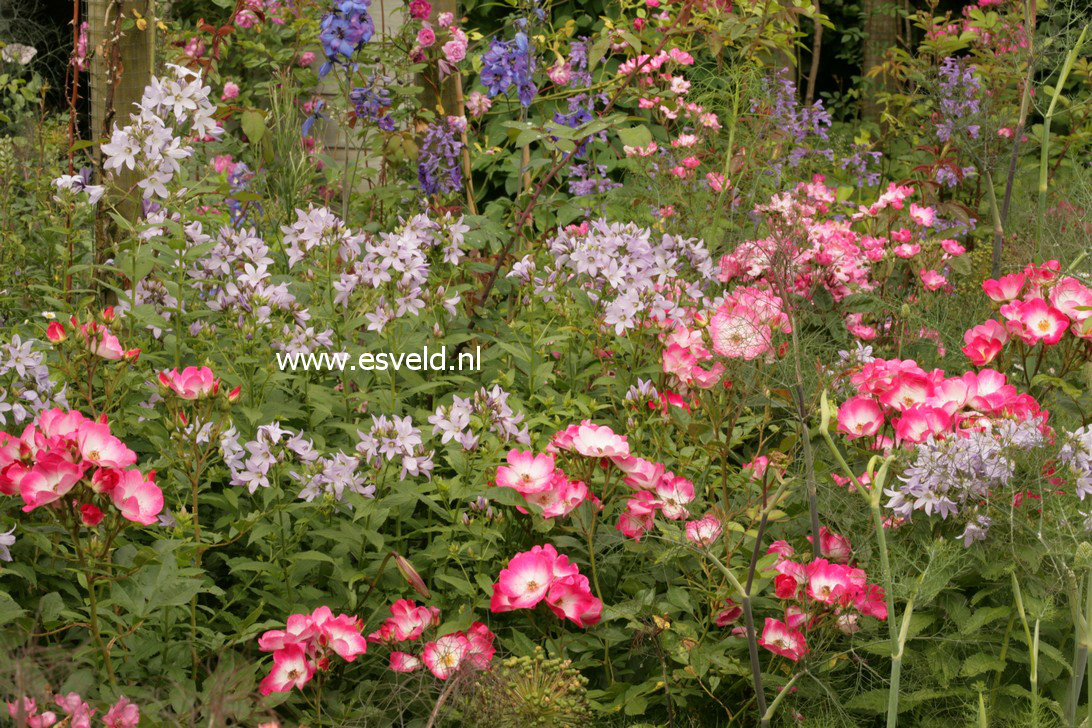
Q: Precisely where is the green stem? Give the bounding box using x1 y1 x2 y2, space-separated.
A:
699 548 771 723
887 595 915 728
69 509 116 685
1013 573 1040 726
984 170 1004 279
818 395 902 725
1036 24 1089 253
1064 571 1089 727
761 673 799 723
86 572 117 686
585 502 611 684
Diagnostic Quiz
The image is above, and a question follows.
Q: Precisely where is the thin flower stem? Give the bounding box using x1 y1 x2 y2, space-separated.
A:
818 396 901 725
1036 24 1089 253
68 508 117 685
699 546 770 723
585 506 603 603
786 305 822 554
747 484 772 726
984 170 1004 280
886 595 916 728
760 673 799 724
452 73 478 215
425 670 463 728
1012 573 1040 726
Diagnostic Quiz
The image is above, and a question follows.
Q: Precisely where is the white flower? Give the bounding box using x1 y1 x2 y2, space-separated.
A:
0 525 14 562
1 43 37 65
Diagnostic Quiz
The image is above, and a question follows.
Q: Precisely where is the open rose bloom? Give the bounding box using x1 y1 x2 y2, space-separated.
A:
1 408 161 527
258 606 368 695
833 356 1048 447
367 598 495 680
490 543 602 627
158 365 221 399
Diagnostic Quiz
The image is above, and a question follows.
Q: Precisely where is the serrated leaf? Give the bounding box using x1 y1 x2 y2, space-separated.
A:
39 592 64 623
960 606 1011 635
961 653 1006 677
0 592 26 626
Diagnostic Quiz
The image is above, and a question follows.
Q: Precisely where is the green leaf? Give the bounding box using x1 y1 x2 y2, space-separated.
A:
845 689 889 714
0 592 26 626
617 125 652 148
959 606 1011 635
240 110 267 144
1031 373 1082 398
961 653 1006 677
39 592 64 624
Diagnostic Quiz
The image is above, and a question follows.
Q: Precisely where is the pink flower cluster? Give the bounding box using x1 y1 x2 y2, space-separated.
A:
6 694 138 728
257 606 368 695
492 421 630 518
659 288 790 392
617 47 723 185
927 0 1029 54
836 358 1047 446
708 286 791 361
494 450 589 518
0 409 162 525
493 421 701 541
660 313 725 390
48 311 140 361
411 10 467 70
684 512 722 546
613 456 696 538
490 544 602 628
963 263 1092 365
158 365 221 400
716 179 967 340
369 599 496 679
743 539 886 661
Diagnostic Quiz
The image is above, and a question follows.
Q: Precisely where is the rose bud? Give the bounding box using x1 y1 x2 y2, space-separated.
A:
81 504 105 526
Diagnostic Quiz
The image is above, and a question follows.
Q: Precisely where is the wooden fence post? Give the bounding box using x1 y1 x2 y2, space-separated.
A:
88 0 155 235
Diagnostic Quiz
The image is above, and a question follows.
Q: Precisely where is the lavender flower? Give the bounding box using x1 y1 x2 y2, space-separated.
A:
52 167 105 205
356 415 434 480
227 161 259 225
1060 426 1092 500
296 452 375 502
959 515 992 547
318 0 374 77
430 386 531 450
418 118 463 196
534 219 714 335
275 325 336 356
480 32 537 107
839 146 884 188
751 76 833 177
0 525 14 562
884 419 1046 546
350 73 394 130
936 57 983 143
220 422 308 493
0 336 68 426
567 163 620 197
281 206 364 269
624 378 660 408
101 64 220 199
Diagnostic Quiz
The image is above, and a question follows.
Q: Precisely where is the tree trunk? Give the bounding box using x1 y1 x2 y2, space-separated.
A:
861 0 898 121
88 0 155 225
805 6 823 106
